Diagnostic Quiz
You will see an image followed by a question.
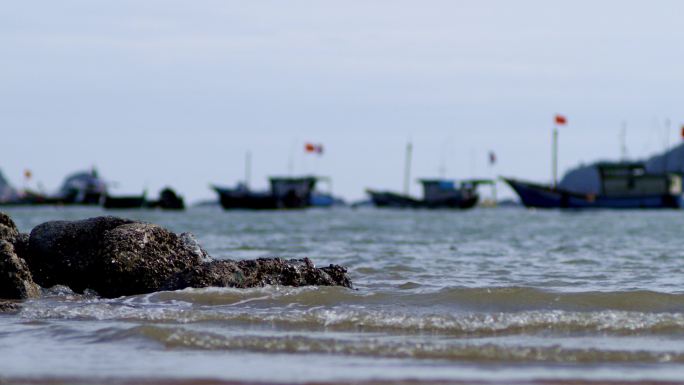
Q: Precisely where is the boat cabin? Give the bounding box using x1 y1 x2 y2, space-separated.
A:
269 177 317 208
598 163 681 197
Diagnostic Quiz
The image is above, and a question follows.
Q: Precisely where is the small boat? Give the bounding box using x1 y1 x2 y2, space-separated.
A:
103 193 147 209
367 179 486 209
503 162 682 209
213 176 317 210
59 169 107 205
366 141 490 209
147 187 185 210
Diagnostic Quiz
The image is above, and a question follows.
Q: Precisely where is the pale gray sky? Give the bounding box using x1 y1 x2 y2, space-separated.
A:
2 1 683 201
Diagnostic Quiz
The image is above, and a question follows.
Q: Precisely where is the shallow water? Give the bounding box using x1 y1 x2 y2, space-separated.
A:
3 207 684 384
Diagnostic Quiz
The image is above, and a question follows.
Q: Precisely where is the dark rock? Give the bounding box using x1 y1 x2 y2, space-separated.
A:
0 240 40 299
0 212 19 244
28 217 210 297
24 214 352 297
97 223 208 297
27 216 136 290
320 264 353 288
170 257 353 290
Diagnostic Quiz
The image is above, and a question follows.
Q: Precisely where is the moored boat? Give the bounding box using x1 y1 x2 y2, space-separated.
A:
213 176 317 210
503 162 682 209
58 169 107 205
367 179 486 209
147 187 185 210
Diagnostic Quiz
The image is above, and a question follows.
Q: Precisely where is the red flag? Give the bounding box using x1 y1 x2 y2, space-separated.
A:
555 114 567 125
305 143 324 155
681 125 684 139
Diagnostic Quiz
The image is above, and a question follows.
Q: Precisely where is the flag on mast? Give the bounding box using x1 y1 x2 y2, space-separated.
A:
555 114 567 125
305 143 324 155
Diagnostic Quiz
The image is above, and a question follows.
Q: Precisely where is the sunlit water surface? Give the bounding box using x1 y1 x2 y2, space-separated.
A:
2 207 684 384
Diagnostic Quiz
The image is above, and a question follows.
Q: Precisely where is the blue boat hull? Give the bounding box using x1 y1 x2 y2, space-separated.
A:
503 178 681 209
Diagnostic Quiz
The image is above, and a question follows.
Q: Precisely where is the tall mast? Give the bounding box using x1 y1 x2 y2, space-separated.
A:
665 118 671 172
620 122 627 161
245 151 252 188
403 142 413 195
552 126 558 188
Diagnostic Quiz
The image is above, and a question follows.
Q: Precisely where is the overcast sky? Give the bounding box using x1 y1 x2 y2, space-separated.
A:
2 1 683 202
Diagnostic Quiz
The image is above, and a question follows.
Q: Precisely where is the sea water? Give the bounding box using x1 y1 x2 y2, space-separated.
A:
2 207 684 384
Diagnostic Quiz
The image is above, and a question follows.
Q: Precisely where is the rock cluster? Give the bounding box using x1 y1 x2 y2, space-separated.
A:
0 213 352 300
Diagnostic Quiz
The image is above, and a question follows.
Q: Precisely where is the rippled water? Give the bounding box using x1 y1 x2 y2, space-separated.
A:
3 207 684 384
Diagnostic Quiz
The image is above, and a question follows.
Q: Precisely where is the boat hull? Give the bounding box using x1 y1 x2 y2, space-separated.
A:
367 190 479 209
213 187 278 209
503 178 681 209
103 195 146 209
367 190 421 208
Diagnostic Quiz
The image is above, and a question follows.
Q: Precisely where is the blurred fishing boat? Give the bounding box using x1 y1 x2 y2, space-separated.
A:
366 142 492 209
213 176 317 210
368 179 491 209
504 162 682 209
505 115 684 209
58 169 107 205
147 187 185 210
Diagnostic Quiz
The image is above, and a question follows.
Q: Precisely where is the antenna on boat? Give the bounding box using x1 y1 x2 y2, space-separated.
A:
665 118 671 172
438 144 446 178
552 127 558 188
288 141 296 176
403 141 413 195
620 121 628 161
245 151 252 188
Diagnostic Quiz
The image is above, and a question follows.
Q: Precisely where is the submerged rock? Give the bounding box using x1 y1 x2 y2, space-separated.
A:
0 240 40 299
169 257 353 289
0 212 353 299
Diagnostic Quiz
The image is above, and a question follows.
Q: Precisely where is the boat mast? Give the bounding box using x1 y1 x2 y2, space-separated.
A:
552 126 558 188
620 122 627 161
245 151 252 188
664 118 671 172
403 142 413 195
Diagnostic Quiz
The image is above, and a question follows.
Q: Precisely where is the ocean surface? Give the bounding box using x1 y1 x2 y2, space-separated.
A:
2 206 684 384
